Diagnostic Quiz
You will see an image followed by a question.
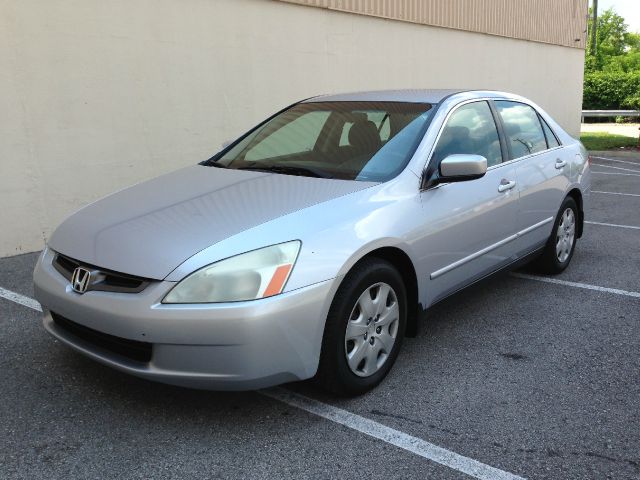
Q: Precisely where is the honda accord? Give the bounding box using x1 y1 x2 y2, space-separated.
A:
33 90 590 395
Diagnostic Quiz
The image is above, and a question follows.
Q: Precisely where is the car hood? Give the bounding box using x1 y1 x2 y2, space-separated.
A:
49 165 375 279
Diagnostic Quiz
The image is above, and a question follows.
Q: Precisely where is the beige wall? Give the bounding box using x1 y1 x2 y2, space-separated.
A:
0 0 585 257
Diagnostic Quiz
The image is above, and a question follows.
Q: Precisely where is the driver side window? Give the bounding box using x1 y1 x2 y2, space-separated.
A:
432 101 502 167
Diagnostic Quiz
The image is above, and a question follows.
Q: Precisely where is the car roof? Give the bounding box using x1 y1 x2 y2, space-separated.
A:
303 89 510 104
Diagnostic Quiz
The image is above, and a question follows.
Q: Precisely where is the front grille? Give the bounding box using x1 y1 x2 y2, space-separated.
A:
53 253 150 293
51 312 152 363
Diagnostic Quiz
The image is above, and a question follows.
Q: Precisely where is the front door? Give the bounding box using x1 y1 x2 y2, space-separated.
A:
417 100 520 305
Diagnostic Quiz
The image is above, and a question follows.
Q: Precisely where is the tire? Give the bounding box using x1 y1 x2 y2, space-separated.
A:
315 258 407 396
530 196 578 274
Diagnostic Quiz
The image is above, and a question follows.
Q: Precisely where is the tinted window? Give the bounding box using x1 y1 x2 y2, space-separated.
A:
246 111 331 161
495 101 547 159
214 101 433 182
339 112 391 147
367 111 391 142
540 116 560 148
432 101 502 167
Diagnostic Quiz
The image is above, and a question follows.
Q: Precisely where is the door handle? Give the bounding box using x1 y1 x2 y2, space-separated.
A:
555 159 567 169
498 179 516 192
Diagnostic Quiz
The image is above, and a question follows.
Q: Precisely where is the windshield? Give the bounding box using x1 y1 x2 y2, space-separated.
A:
205 101 434 182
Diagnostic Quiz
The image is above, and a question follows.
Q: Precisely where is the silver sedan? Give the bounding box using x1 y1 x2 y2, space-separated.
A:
33 90 590 395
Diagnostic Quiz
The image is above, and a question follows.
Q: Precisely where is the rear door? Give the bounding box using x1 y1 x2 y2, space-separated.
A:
493 100 569 252
418 100 520 304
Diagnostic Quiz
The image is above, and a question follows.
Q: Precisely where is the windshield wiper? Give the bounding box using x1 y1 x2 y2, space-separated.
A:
238 165 333 179
204 161 228 168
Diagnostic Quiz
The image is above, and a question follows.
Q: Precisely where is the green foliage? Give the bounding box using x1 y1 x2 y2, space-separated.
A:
622 93 640 110
602 51 640 73
585 8 629 72
583 7 640 109
583 71 640 109
580 132 637 150
580 131 638 150
625 32 640 50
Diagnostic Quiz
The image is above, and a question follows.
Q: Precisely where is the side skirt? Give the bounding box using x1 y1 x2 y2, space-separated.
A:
410 245 545 335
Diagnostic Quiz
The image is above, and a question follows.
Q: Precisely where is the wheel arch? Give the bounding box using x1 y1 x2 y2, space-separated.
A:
566 188 584 238
351 246 421 338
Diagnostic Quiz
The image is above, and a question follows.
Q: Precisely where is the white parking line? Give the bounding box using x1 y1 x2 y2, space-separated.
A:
262 388 526 480
0 287 42 311
591 156 640 166
585 220 640 231
0 287 526 480
511 273 640 299
592 171 640 177
592 163 640 174
592 191 640 198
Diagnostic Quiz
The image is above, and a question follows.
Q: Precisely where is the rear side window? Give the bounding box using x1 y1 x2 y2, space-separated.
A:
432 101 503 167
495 101 547 159
540 116 560 148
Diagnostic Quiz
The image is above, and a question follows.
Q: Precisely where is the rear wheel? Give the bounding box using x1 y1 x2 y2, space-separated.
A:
530 196 578 274
316 258 407 396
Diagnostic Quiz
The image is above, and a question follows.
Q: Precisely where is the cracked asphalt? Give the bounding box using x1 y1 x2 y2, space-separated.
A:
0 152 639 479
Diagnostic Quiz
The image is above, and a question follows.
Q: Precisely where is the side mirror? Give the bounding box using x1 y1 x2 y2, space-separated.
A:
439 154 487 182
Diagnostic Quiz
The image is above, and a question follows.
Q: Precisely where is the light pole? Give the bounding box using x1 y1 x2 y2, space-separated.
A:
590 0 598 56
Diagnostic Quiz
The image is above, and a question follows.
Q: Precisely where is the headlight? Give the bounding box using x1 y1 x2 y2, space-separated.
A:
162 241 301 303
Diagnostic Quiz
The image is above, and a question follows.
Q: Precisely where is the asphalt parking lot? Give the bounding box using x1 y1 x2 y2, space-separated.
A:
1 152 639 480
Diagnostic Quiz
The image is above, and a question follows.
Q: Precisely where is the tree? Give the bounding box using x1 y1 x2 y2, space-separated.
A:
585 7 629 72
609 32 640 73
582 6 640 111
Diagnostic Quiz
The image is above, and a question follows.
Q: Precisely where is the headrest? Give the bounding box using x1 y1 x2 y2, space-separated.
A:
348 120 381 152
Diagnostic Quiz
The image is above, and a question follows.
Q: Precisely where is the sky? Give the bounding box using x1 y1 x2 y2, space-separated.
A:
597 0 640 33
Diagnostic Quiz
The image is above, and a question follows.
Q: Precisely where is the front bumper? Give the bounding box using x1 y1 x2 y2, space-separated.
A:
34 248 336 390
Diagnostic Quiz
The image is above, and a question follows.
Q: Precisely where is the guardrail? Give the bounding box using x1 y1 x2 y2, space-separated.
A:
582 110 640 121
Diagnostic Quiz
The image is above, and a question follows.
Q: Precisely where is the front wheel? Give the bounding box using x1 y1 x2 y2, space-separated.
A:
315 258 407 396
530 196 578 274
